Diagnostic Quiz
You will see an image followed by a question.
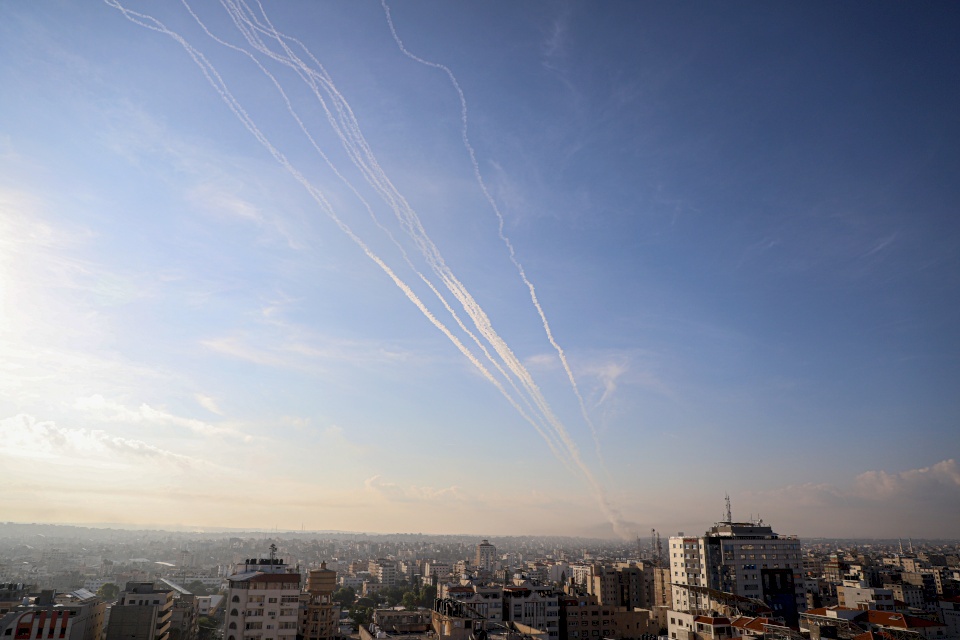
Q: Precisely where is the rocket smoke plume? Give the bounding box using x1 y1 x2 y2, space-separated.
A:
105 0 631 538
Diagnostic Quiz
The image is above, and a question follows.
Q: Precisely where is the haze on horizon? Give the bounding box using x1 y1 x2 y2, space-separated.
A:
1 1 958 540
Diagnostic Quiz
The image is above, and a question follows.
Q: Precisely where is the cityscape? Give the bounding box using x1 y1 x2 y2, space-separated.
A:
1 518 959 640
1 6 958 640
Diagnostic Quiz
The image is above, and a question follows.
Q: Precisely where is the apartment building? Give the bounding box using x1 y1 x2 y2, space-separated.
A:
0 589 105 640
670 521 805 626
106 583 175 640
224 558 301 640
502 580 560 640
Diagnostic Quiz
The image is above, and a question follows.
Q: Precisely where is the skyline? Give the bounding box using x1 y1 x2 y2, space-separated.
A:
1 1 958 539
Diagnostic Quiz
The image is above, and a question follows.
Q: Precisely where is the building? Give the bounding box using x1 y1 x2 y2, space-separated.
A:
560 592 656 640
938 596 960 640
368 561 397 588
801 607 948 640
884 583 924 610
431 599 487 640
425 563 452 582
587 563 655 611
0 589 105 640
301 564 339 640
106 583 175 640
195 596 223 617
837 581 895 612
475 541 497 573
440 581 503 623
224 558 301 640
503 580 560 640
168 593 199 640
670 519 804 626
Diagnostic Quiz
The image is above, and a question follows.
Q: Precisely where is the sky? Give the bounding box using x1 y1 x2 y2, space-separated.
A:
1 1 958 540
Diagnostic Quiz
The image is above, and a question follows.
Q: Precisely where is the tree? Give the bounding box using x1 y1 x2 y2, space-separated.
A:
97 583 119 600
187 581 210 596
197 617 218 640
384 586 405 607
418 585 436 607
401 592 418 610
333 587 356 607
349 606 373 629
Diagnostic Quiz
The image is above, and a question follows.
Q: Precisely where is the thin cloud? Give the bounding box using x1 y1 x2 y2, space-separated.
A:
195 393 224 416
0 413 201 469
73 394 251 441
364 475 466 503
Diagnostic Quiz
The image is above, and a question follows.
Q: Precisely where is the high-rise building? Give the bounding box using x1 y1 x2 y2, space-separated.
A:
106 583 175 640
224 558 301 640
669 520 805 626
475 541 497 573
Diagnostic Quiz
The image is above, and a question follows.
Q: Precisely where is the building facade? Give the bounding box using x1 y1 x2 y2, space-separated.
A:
224 559 301 640
670 521 805 626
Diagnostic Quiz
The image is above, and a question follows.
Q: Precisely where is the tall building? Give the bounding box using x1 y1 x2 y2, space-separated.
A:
476 541 497 573
106 583 175 640
587 563 656 610
670 520 804 626
224 558 301 640
301 564 339 640
367 560 397 588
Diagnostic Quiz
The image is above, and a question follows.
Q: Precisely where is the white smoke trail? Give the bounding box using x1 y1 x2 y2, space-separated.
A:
181 0 567 461
214 0 588 462
105 0 628 536
380 0 609 471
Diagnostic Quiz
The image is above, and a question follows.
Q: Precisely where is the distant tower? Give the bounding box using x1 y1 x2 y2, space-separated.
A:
476 539 497 572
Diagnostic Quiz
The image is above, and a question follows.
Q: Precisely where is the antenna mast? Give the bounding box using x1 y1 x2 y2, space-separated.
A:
724 493 733 524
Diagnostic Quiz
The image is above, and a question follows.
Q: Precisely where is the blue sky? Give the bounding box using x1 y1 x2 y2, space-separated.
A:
1 1 958 539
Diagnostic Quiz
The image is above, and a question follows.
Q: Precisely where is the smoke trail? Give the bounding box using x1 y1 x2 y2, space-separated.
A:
380 0 609 472
215 1 589 462
106 0 628 536
185 0 568 462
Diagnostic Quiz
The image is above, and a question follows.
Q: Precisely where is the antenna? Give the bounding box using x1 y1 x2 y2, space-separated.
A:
724 493 733 524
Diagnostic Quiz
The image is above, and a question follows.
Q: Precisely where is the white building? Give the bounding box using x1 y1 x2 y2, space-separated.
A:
502 580 560 640
224 558 301 640
838 580 894 611
669 521 804 626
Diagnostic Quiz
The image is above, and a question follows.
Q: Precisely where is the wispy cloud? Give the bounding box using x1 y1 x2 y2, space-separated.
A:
364 475 466 503
0 413 202 469
201 329 419 375
73 394 251 441
195 393 224 416
101 102 306 249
